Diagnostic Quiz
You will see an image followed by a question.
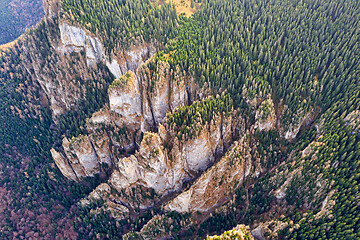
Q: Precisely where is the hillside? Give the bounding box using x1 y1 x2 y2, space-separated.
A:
0 0 43 45
0 0 359 239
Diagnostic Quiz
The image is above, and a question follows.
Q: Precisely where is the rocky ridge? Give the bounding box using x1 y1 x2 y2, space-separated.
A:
166 135 253 213
51 57 202 181
75 104 245 218
40 1 326 238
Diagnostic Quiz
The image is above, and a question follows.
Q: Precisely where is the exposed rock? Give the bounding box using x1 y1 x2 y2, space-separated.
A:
254 97 276 131
106 58 123 79
274 167 302 200
88 130 113 168
20 29 107 116
169 73 190 112
86 109 135 155
281 108 315 141
251 220 289 240
80 183 130 220
139 60 172 125
60 137 87 180
314 190 336 219
88 108 111 126
58 22 155 73
30 20 155 117
122 44 155 72
108 59 195 131
344 110 360 132
301 141 324 158
251 226 266 240
177 116 222 172
52 57 199 181
50 148 77 181
65 135 99 176
86 111 242 215
88 183 112 201
55 134 114 180
108 71 142 129
43 0 60 19
166 135 252 213
59 22 105 67
138 59 195 130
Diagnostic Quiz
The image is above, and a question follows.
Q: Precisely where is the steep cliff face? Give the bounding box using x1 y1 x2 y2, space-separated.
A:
50 148 78 181
58 21 155 78
43 0 59 19
83 111 243 217
110 131 175 195
58 136 100 180
22 10 156 117
20 28 110 116
59 22 105 67
52 57 201 182
166 135 253 213
254 97 276 131
109 59 196 131
108 71 142 128
279 106 315 141
45 17 325 237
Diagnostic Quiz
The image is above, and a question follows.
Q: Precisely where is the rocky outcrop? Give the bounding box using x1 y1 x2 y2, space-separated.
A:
109 59 196 131
301 141 324 158
109 119 221 196
20 29 108 116
64 136 99 177
166 135 252 213
59 22 105 67
43 0 60 19
24 16 155 117
53 58 199 181
254 98 276 131
280 107 315 141
251 220 289 240
50 148 78 181
108 71 143 128
52 134 114 181
137 60 194 126
58 21 155 77
344 110 360 132
79 110 244 218
109 131 175 195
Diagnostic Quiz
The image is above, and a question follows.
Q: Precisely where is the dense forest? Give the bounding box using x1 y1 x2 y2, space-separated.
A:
0 0 43 45
0 0 359 239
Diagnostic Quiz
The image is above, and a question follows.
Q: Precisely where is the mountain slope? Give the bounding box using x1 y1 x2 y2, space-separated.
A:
0 0 43 45
0 0 359 239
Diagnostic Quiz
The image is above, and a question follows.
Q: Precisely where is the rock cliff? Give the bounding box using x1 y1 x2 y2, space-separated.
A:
52 57 202 182
58 21 155 77
51 135 113 181
166 135 253 213
22 10 156 117
279 105 315 141
43 0 59 19
254 97 276 131
80 110 244 217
